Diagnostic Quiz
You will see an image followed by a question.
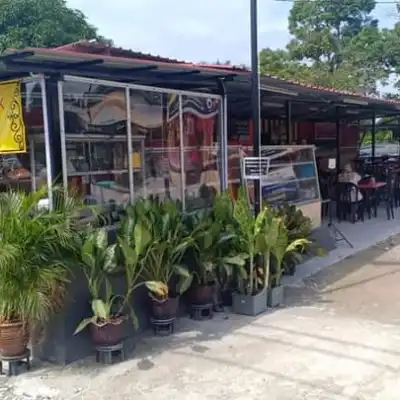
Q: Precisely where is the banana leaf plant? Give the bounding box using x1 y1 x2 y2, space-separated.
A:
232 188 280 296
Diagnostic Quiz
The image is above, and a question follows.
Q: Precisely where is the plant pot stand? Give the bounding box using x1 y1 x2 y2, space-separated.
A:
190 303 213 320
0 348 31 376
150 317 175 336
95 342 125 365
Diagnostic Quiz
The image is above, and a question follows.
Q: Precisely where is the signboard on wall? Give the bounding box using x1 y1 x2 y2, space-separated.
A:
0 80 26 154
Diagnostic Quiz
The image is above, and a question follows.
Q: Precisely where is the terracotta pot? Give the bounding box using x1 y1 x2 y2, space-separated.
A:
151 296 179 320
190 283 215 305
0 320 29 357
90 320 123 346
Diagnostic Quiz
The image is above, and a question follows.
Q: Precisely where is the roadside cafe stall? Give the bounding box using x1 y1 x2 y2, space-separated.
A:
1 42 399 228
1 42 400 365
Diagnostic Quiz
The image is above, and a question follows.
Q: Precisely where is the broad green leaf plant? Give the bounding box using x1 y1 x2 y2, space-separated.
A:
123 198 193 301
233 188 280 296
75 222 166 334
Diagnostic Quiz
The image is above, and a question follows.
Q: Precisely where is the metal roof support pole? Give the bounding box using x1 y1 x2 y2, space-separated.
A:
250 0 261 214
57 80 68 197
285 100 292 144
371 110 376 164
179 95 186 211
125 87 134 203
40 75 60 210
217 78 228 191
335 106 341 218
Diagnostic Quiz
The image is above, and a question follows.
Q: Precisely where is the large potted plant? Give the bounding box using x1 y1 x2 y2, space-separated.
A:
75 226 163 344
0 188 81 357
268 217 311 307
275 204 314 275
123 197 193 321
231 189 280 316
187 208 247 307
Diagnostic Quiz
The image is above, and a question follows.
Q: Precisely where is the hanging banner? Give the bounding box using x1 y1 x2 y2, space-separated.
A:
0 80 26 154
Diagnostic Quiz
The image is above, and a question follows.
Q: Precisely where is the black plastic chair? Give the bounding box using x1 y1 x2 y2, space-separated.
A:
336 182 364 223
382 170 395 220
393 172 400 208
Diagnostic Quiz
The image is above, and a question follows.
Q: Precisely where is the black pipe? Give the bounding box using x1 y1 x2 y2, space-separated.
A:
335 106 341 176
250 0 261 214
371 110 376 163
335 106 341 218
285 100 292 143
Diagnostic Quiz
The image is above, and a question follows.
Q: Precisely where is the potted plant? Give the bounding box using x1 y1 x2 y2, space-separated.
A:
0 188 81 357
231 189 280 316
268 218 311 307
187 208 247 307
74 228 123 345
275 204 314 275
130 198 193 321
75 226 163 344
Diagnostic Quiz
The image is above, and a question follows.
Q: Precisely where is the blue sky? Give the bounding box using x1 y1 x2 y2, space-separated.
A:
67 0 398 65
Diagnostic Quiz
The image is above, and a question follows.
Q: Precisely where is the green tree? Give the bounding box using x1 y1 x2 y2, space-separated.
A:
0 0 110 52
288 0 377 70
259 48 313 81
272 0 388 93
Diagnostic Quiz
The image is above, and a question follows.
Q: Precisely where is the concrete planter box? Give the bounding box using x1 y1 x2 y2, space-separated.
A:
232 290 267 316
267 285 284 308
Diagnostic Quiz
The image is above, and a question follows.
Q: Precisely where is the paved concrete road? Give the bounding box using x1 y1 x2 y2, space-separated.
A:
4 236 400 399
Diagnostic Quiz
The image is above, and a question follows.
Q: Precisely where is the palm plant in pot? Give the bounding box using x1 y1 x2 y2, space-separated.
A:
122 197 193 321
0 188 81 357
231 189 280 316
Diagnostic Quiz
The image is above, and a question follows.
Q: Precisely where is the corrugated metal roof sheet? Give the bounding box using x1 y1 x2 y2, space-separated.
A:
50 40 400 105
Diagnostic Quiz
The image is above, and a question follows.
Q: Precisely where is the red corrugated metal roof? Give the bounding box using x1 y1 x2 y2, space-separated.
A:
48 40 400 105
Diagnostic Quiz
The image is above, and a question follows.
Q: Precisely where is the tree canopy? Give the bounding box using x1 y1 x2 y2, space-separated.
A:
259 0 400 95
0 0 109 52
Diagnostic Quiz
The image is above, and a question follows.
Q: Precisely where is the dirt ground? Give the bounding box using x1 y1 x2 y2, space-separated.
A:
3 235 400 399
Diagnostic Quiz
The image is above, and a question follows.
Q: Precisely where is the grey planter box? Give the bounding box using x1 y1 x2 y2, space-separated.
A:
232 290 267 316
267 285 284 308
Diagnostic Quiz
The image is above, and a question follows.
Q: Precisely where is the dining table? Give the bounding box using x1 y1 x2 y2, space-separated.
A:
358 181 386 190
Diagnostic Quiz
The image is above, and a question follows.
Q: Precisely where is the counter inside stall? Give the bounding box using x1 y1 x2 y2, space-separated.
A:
229 145 322 228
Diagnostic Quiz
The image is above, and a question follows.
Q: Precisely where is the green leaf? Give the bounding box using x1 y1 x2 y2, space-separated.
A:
145 281 168 297
103 244 117 272
96 228 108 249
223 255 247 266
119 238 138 266
176 272 193 295
74 317 97 335
92 299 108 319
134 222 151 255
